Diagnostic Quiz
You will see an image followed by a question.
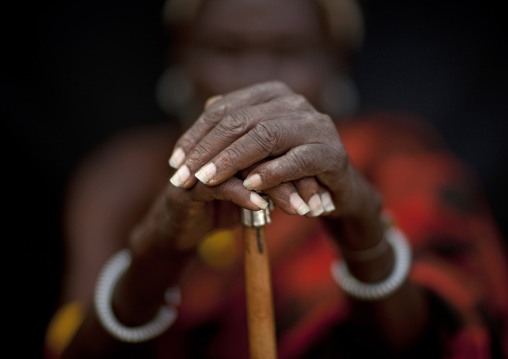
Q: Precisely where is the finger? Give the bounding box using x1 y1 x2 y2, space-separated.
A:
169 105 275 189
190 95 313 185
262 182 310 216
239 164 312 216
243 142 346 191
190 114 319 190
292 177 337 216
319 189 336 214
168 81 293 170
189 177 269 212
292 177 324 217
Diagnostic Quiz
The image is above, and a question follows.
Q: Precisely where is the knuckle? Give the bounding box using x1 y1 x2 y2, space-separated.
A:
305 113 335 139
219 110 250 134
249 122 279 152
180 127 202 148
306 113 325 132
216 179 236 201
199 113 218 128
185 143 210 168
268 80 290 93
222 146 244 166
288 147 313 170
201 104 227 126
254 80 291 96
285 94 309 110
315 113 333 126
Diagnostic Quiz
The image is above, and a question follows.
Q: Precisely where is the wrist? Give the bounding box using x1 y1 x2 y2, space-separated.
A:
325 164 384 251
95 250 180 342
336 212 398 282
323 163 400 283
341 238 395 283
112 249 190 327
112 221 193 326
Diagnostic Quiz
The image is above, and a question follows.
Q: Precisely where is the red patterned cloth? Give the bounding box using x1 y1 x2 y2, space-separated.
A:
156 114 508 358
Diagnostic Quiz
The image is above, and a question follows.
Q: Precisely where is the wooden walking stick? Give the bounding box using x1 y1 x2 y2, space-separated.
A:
241 197 278 359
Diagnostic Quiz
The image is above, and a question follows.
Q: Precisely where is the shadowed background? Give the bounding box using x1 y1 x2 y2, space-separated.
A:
2 0 506 357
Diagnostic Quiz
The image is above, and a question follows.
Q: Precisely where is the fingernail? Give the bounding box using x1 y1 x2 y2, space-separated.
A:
170 165 190 187
308 194 325 217
204 95 223 109
243 174 261 190
195 163 216 184
168 147 185 169
250 192 268 210
290 193 310 215
321 191 336 212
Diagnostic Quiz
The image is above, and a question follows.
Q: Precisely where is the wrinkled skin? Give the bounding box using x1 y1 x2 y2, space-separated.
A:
149 80 354 254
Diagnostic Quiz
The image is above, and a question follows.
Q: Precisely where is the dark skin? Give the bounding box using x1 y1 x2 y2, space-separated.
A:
186 0 335 106
62 0 429 357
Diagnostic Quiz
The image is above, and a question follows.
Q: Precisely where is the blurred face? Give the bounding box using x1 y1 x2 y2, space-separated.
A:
185 0 334 107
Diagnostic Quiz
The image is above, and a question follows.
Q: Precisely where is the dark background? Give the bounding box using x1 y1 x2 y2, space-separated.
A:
2 0 507 357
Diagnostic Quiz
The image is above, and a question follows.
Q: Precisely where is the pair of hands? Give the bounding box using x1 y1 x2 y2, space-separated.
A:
150 81 357 252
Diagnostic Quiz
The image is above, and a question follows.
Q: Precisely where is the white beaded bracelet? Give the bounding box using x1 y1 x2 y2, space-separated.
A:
330 226 412 301
94 249 179 343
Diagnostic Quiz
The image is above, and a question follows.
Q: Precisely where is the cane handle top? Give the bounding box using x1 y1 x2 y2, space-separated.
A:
241 194 273 227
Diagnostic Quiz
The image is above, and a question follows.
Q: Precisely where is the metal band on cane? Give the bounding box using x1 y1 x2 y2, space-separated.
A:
242 196 272 253
241 199 273 227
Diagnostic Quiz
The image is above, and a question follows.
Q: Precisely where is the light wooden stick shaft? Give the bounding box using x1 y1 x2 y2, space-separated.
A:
243 225 277 359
